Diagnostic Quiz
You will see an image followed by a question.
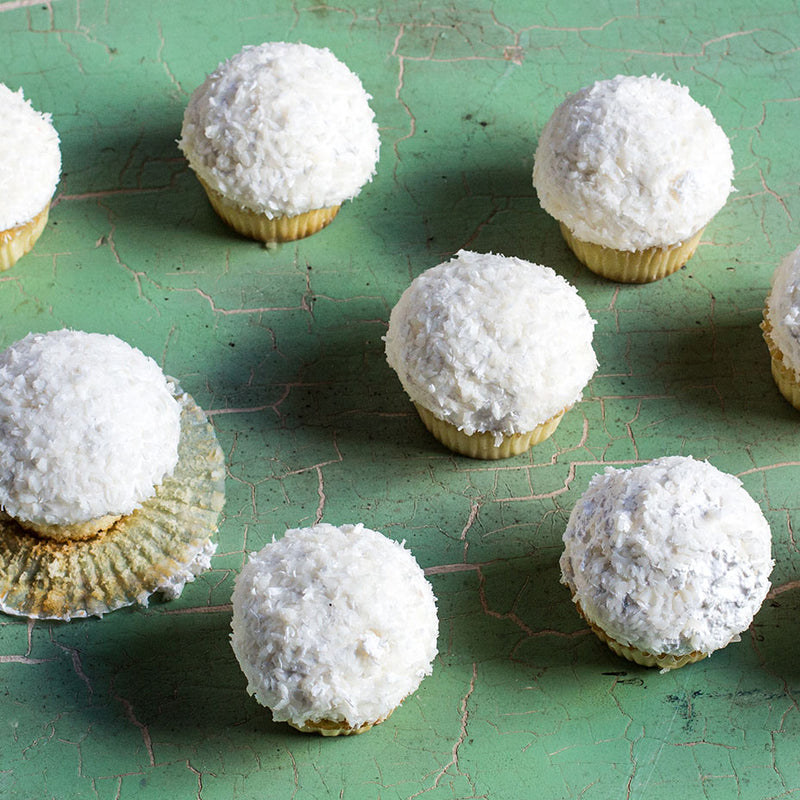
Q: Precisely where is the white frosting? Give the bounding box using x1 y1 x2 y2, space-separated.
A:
230 523 438 729
0 84 61 231
384 250 598 442
179 42 380 218
0 330 181 526
560 456 773 657
765 245 800 376
533 75 734 251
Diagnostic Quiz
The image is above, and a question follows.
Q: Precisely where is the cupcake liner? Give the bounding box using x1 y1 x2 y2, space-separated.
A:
769 357 800 410
560 223 705 283
574 599 706 671
289 712 391 737
198 178 340 243
0 389 226 620
0 204 51 271
413 402 565 459
761 308 800 411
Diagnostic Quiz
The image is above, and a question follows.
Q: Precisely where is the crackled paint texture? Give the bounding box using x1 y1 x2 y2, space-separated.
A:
1 0 799 798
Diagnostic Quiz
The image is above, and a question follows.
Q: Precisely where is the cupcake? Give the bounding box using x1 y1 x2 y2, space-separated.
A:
384 250 598 459
179 42 380 243
533 75 734 283
560 456 773 670
762 245 800 409
0 84 61 270
230 523 438 736
0 330 226 620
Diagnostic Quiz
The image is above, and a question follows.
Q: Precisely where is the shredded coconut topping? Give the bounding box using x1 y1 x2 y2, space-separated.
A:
230 523 438 730
0 84 61 231
533 75 734 251
384 250 598 442
0 330 181 526
179 42 380 218
560 456 773 657
765 245 800 376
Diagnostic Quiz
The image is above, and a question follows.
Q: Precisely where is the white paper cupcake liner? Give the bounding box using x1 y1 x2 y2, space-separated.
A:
0 390 225 620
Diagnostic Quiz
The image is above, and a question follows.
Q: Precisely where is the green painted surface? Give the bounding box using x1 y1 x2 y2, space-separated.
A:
1 1 799 797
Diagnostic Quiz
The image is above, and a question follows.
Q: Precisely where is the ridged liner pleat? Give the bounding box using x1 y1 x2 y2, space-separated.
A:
289 711 393 737
761 306 800 411
0 390 225 620
198 178 340 243
559 223 705 284
0 204 51 271
413 402 565 460
573 598 706 672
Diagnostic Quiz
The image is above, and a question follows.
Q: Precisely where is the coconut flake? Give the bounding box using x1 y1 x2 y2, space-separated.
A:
154 539 218 601
0 330 181 526
179 42 380 218
533 75 734 251
0 84 61 231
560 456 773 657
230 523 438 730
384 250 598 440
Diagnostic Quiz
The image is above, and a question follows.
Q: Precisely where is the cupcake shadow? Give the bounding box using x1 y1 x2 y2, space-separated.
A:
56 114 233 244
265 316 439 457
435 543 589 670
383 156 570 268
648 310 785 428
53 608 285 739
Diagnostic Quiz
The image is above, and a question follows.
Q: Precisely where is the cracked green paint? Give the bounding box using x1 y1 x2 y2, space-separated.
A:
1 0 799 798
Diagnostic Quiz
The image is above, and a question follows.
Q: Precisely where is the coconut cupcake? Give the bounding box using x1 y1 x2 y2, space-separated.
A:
560 456 773 670
0 330 226 620
230 523 438 736
179 42 380 243
533 75 734 283
384 250 598 459
0 84 61 270
762 245 800 409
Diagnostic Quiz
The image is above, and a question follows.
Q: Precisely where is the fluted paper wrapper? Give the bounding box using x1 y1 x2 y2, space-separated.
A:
560 223 705 284
199 179 340 243
0 390 226 620
414 402 565 460
0 204 50 271
574 599 707 672
289 711 392 737
762 307 800 411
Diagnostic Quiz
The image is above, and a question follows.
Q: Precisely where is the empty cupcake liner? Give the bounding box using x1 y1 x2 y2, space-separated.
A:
0 389 225 620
